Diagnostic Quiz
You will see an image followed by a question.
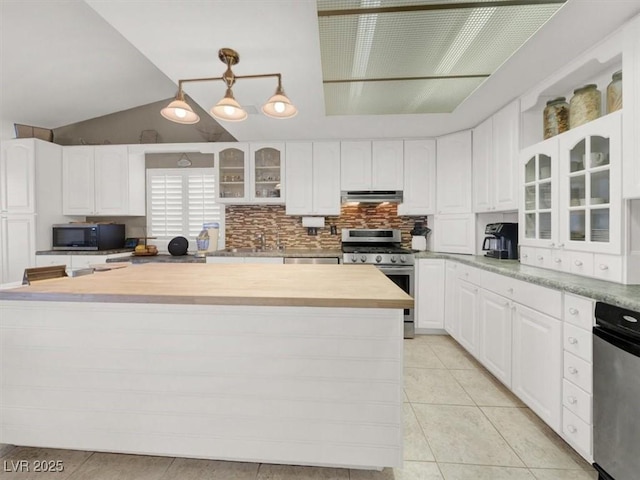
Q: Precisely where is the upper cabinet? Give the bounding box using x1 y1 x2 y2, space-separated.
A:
398 139 436 215
341 140 403 191
623 14 640 199
436 130 472 214
473 100 520 213
63 145 140 216
1 139 35 214
217 142 285 204
559 112 622 254
285 142 340 216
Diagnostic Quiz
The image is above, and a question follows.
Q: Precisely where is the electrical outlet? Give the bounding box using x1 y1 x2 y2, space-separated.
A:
308 227 318 236
330 225 337 235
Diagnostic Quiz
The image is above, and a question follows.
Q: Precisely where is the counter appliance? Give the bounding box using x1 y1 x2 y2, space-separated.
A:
52 223 125 251
482 222 518 259
342 228 414 338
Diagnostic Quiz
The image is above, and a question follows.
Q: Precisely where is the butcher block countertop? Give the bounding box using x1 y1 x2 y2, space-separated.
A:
0 263 413 309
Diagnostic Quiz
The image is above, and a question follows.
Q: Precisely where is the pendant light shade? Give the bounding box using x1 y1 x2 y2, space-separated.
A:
161 48 297 124
160 98 200 124
210 88 248 122
262 85 298 119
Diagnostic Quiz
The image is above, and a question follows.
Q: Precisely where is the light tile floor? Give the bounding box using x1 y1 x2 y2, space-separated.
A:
0 335 598 480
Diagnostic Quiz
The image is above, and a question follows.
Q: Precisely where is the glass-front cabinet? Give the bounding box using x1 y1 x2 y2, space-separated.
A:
216 142 285 204
519 138 559 248
559 112 621 254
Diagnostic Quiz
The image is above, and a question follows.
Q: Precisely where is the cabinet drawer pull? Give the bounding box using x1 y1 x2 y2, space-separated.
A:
522 254 528 259
568 337 578 345
569 308 579 315
558 243 565 248
567 425 578 434
567 396 577 405
568 366 578 375
507 288 514 294
554 258 562 263
550 243 555 248
574 260 583 267
473 288 478 293
537 255 544 261
599 264 609 270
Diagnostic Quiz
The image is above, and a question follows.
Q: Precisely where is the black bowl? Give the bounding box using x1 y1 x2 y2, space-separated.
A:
168 236 189 256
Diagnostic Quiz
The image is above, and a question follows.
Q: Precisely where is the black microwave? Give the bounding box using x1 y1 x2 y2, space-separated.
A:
52 224 126 251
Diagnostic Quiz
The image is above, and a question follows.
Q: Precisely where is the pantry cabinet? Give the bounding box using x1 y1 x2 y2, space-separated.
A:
436 130 472 214
63 145 142 216
473 100 520 213
398 139 436 215
512 303 563 432
285 142 340 215
340 140 403 191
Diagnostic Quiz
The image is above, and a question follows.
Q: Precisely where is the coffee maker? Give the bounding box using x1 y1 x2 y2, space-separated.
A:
482 223 518 259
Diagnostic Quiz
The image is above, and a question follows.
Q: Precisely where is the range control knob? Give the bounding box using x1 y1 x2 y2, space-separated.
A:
390 256 398 263
400 255 407 263
375 255 382 263
350 255 358 263
360 255 367 263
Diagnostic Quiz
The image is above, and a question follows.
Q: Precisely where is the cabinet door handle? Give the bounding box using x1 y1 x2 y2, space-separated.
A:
599 264 609 270
507 288 514 294
537 255 544 261
567 396 577 405
569 308 579 316
473 288 478 293
558 243 565 248
568 366 578 375
568 337 578 345
567 425 578 434
550 242 555 248
554 258 562 263
574 260 583 266
522 254 528 259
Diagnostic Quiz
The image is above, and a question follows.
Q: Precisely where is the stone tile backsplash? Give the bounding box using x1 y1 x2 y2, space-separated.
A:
225 204 427 250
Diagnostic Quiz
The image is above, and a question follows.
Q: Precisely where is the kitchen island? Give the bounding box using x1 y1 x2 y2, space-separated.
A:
0 263 412 470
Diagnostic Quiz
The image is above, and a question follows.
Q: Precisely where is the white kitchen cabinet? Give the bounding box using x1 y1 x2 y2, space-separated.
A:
436 130 472 214
0 139 67 287
623 13 640 199
559 112 622 254
415 259 445 331
340 140 403 191
217 143 285 204
444 261 459 339
473 117 493 213
432 213 475 254
478 289 512 387
457 279 480 357
63 145 135 216
512 303 563 432
1 140 35 214
286 142 340 215
0 215 36 286
35 255 72 270
398 139 436 215
206 256 284 264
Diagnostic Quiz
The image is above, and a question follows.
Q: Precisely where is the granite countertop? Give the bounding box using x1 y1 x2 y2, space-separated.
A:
0 263 413 309
36 249 134 255
107 254 205 264
415 251 640 312
206 248 343 258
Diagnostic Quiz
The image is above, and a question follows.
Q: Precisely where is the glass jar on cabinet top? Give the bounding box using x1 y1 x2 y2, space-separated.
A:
543 97 569 139
606 70 622 114
570 84 601 129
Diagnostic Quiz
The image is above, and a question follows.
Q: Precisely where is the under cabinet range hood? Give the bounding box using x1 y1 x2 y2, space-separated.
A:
341 191 403 203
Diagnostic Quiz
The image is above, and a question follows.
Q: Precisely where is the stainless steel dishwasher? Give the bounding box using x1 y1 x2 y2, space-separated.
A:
593 302 640 480
283 257 340 264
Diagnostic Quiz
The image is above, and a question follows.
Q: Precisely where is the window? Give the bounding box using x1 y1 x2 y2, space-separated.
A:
146 168 224 248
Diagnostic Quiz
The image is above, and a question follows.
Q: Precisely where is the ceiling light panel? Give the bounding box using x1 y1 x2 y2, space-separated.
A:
318 0 564 115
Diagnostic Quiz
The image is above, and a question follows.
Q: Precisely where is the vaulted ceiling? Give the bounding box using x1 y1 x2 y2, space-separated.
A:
1 0 639 142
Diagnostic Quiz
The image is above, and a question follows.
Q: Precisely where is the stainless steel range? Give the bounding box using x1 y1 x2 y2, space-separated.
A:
342 229 415 338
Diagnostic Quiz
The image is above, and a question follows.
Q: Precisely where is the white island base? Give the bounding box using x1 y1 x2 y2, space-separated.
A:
0 301 403 470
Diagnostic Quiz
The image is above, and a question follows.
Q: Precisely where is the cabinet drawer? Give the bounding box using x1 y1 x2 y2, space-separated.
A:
457 264 482 286
562 407 592 457
481 269 514 298
564 323 593 363
551 249 570 272
592 254 623 283
564 351 592 394
510 278 562 319
569 252 594 276
564 294 594 330
562 379 592 424
519 246 535 266
532 247 553 270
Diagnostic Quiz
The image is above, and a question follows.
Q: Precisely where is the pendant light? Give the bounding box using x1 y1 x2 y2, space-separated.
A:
161 48 296 123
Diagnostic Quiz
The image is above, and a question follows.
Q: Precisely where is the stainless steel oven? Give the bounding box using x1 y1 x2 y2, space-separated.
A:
341 228 415 338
